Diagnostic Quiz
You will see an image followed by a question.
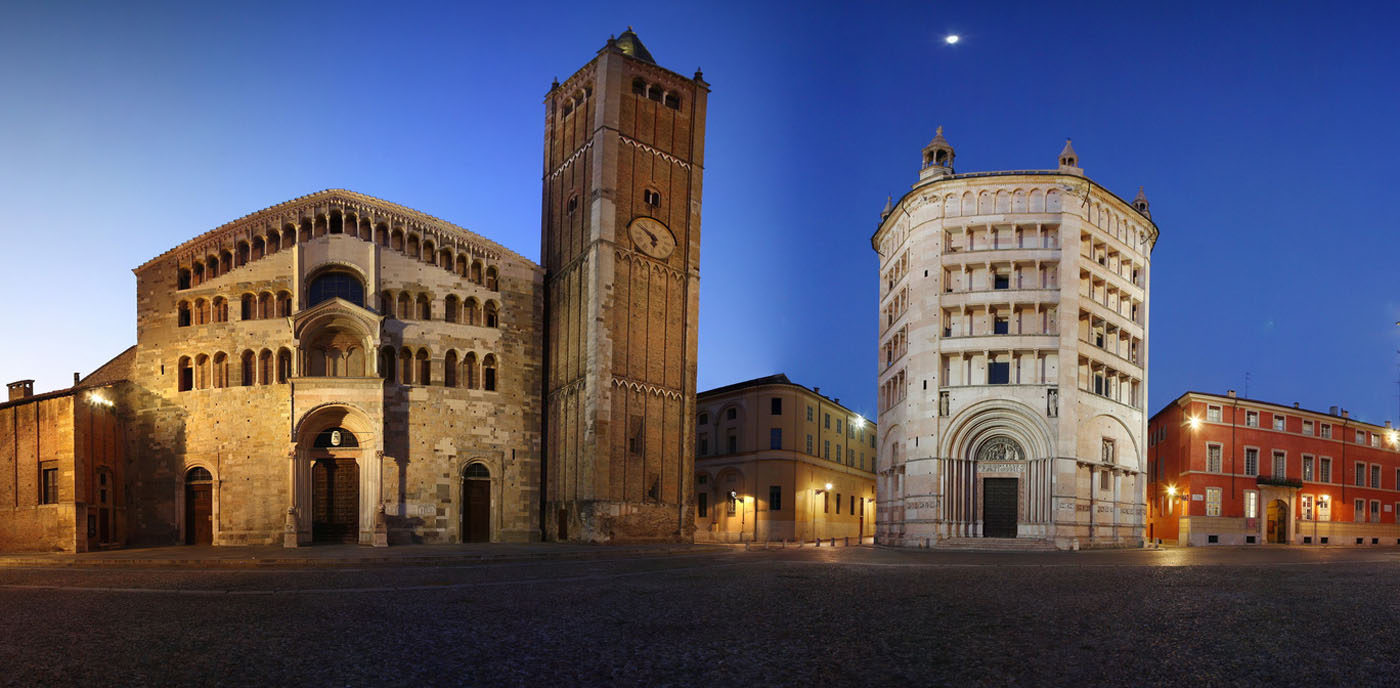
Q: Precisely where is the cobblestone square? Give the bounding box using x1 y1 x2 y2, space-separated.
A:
3 545 1399 686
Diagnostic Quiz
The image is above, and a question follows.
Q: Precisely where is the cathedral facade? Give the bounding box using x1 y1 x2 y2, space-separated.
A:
873 130 1158 549
0 29 704 551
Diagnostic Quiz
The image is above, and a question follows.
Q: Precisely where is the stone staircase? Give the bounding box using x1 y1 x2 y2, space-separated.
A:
933 537 1059 552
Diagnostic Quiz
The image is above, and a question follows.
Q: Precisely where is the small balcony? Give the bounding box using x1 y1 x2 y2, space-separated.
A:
1255 475 1303 489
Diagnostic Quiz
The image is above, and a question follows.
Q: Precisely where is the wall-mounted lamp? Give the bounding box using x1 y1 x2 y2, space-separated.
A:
87 392 114 408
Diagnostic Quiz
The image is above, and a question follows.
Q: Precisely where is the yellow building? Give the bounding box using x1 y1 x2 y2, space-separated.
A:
694 375 875 543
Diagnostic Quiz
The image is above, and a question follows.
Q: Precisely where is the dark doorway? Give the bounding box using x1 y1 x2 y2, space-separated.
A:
462 463 491 543
184 467 213 545
312 458 359 543
983 477 1018 538
1267 499 1288 544
557 508 568 541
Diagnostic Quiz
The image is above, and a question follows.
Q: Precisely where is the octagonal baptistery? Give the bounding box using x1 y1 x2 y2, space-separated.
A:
127 190 543 546
872 130 1159 549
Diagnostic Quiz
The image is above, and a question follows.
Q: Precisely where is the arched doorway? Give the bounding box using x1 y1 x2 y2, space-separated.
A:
311 427 360 543
184 467 213 545
1266 499 1288 544
462 463 491 543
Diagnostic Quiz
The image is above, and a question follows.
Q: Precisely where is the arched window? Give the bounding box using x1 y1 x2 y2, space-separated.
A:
240 294 255 321
444 295 459 323
391 229 404 251
177 301 191 327
178 356 193 391
283 226 297 247
399 348 413 385
397 293 412 320
329 211 343 234
186 467 212 483
194 354 209 389
194 299 208 325
406 234 420 259
299 223 312 243
632 77 646 94
423 240 435 262
417 349 431 386
206 256 219 279
465 463 489 479
257 292 272 319
177 268 191 290
313 216 327 238
376 224 389 246
276 291 293 317
456 254 467 276
643 189 661 207
439 249 453 269
483 354 497 392
240 350 255 386
380 346 396 381
258 349 272 385
212 297 227 323
444 350 458 387
469 261 483 284
463 352 478 389
191 262 204 286
236 241 250 266
277 348 292 383
220 251 233 274
212 352 228 388
485 266 498 291
484 301 498 328
417 294 431 320
379 291 392 315
464 298 480 326
307 272 364 308
251 237 265 260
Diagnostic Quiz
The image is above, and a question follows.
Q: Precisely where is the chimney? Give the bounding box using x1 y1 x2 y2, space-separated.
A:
1342 410 1350 419
813 387 820 395
1293 402 1299 409
835 398 841 405
1387 421 1393 429
1227 390 1236 398
1329 405 1339 416
7 380 34 402
73 372 81 386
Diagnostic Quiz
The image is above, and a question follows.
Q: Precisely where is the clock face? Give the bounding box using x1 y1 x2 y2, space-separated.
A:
627 217 676 259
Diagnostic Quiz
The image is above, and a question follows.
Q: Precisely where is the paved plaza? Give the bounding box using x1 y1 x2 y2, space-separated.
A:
3 545 1400 686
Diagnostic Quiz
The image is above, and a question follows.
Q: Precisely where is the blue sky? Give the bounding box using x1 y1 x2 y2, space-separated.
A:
2 2 1398 426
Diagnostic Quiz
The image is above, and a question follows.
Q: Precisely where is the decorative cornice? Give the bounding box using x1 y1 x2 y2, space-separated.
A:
135 189 530 274
548 139 594 181
619 134 691 169
611 375 682 400
615 250 685 280
547 377 586 400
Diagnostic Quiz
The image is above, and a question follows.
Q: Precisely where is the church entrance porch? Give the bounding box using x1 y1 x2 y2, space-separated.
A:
983 477 1019 538
312 457 359 543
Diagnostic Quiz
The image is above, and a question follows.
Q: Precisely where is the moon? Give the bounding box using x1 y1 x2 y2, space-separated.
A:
944 34 960 45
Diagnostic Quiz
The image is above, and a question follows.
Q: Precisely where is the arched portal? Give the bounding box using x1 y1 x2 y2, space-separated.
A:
461 463 491 543
184 467 214 545
291 405 379 546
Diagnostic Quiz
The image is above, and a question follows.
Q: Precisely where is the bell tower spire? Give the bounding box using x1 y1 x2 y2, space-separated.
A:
1057 138 1082 175
919 126 956 182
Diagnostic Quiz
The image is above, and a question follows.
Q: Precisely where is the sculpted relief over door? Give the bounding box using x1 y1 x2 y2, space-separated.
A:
976 437 1024 463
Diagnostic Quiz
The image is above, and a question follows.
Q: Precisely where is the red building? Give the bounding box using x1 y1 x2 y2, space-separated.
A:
1148 391 1400 546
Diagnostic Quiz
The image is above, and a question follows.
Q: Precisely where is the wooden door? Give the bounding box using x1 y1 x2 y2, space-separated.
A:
463 479 491 543
185 484 212 545
982 478 1019 538
312 458 359 543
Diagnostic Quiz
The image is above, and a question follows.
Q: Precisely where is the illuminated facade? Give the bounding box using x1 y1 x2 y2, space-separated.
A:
694 375 875 543
873 130 1159 549
1148 391 1400 546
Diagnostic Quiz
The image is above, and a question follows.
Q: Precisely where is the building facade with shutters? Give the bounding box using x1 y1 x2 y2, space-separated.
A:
1147 390 1400 546
0 28 706 551
694 375 876 543
873 130 1158 549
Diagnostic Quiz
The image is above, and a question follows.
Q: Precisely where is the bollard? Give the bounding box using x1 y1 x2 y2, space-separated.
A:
816 538 822 547
844 536 850 547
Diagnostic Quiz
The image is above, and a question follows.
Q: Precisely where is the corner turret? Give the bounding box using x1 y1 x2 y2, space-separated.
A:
1057 138 1082 175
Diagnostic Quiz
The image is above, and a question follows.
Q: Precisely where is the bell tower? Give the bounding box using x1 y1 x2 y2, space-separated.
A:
540 29 708 542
